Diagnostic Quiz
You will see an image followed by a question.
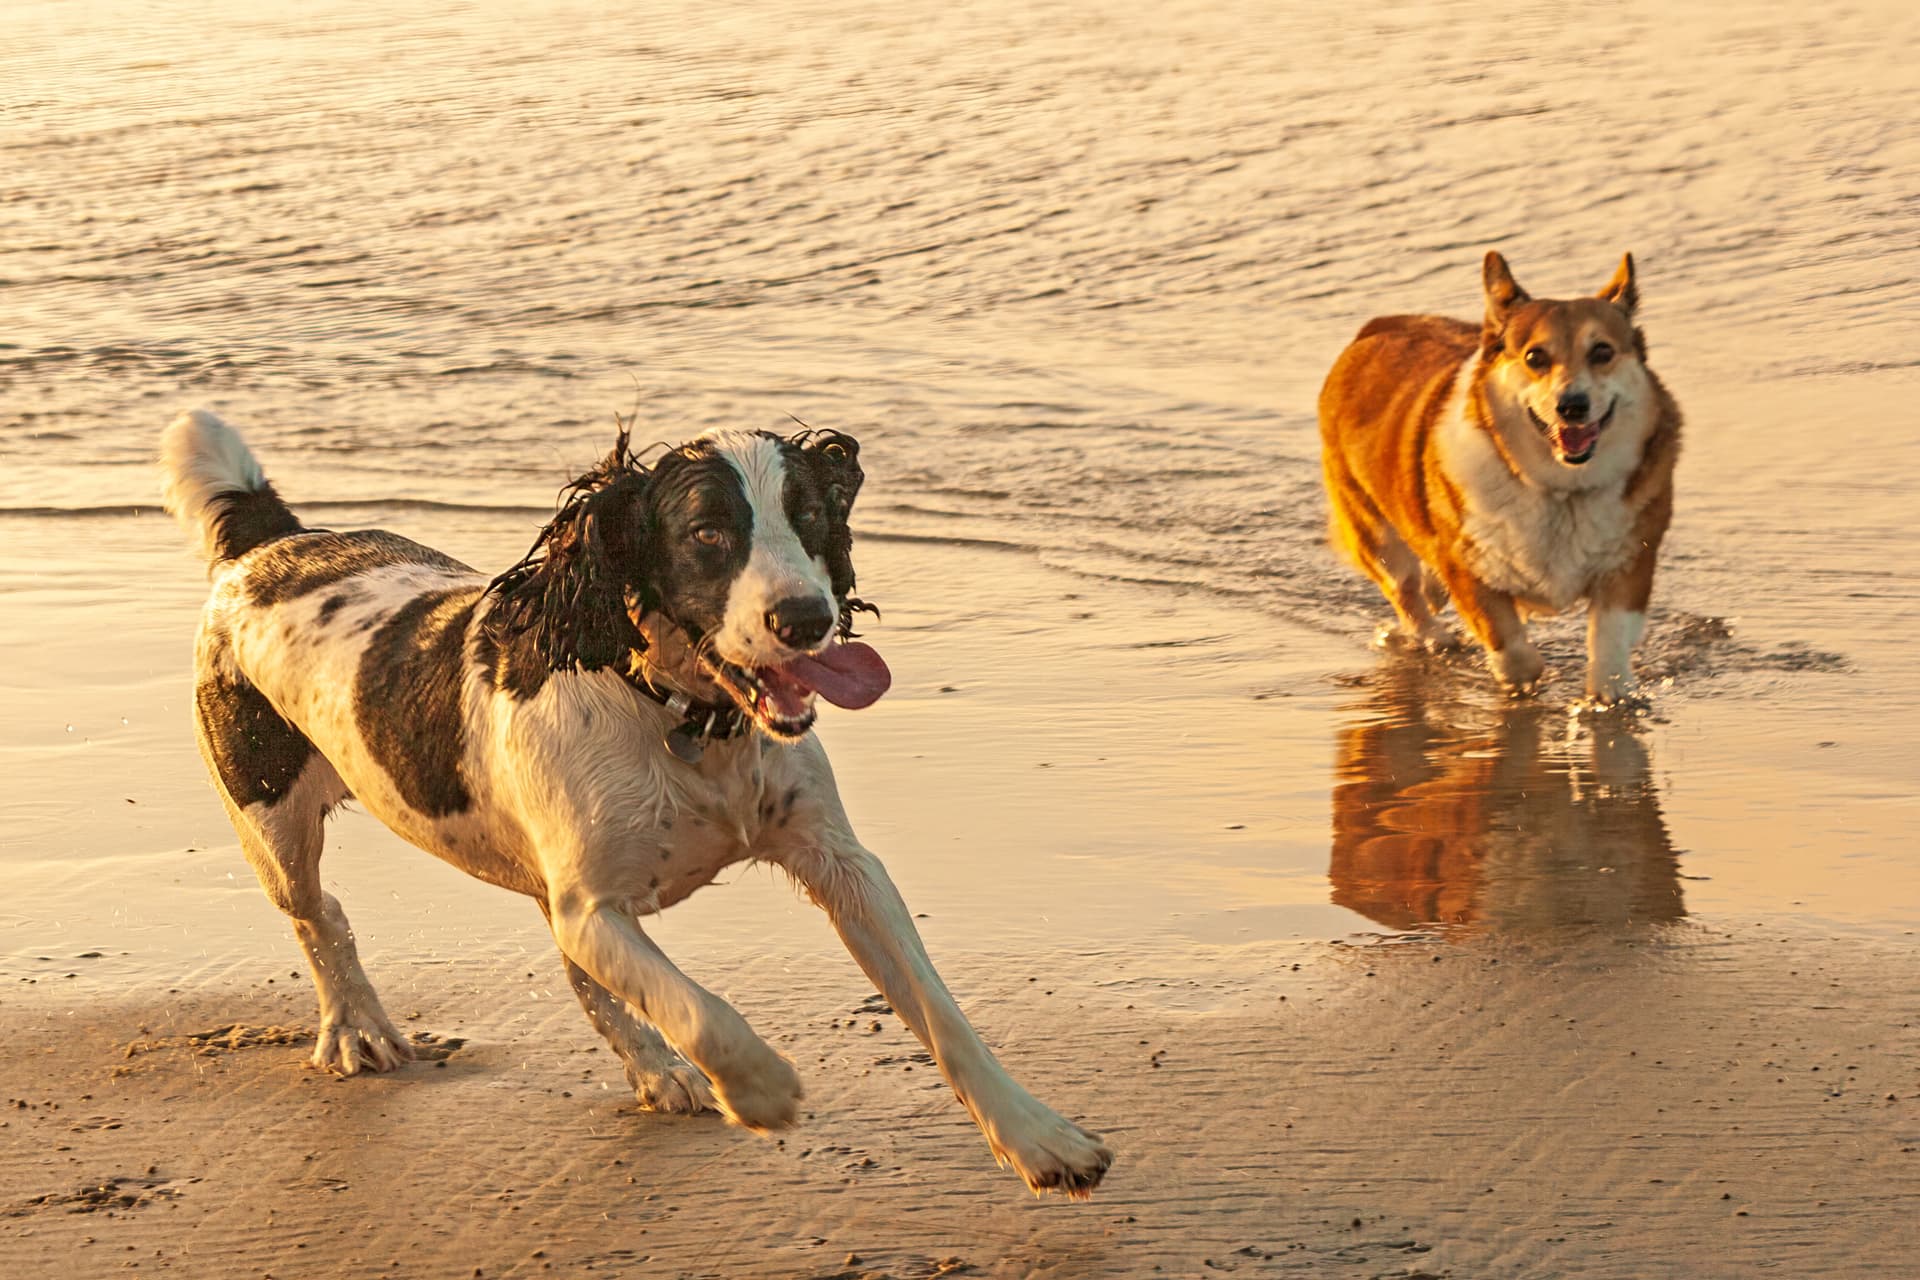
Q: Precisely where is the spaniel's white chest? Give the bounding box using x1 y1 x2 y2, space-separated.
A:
645 816 755 909
618 739 815 913
1439 421 1636 613
628 773 765 907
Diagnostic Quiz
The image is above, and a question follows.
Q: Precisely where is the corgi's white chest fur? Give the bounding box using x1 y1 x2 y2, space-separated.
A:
1437 367 1639 614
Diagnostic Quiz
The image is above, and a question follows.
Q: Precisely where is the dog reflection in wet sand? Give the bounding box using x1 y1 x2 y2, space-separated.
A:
1328 665 1683 933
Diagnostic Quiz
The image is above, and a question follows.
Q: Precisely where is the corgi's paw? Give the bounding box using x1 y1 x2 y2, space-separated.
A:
1490 643 1545 695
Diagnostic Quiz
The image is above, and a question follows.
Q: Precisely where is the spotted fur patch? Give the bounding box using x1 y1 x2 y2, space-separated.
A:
195 666 315 808
247 531 470 608
354 588 482 817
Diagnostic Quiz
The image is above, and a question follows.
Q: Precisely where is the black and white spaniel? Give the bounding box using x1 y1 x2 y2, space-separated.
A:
160 409 1112 1198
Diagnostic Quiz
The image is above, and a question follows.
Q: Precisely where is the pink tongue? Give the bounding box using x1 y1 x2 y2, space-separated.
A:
774 642 892 710
1555 422 1599 458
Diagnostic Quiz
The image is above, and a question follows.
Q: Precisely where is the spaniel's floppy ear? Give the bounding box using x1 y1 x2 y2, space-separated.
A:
795 429 865 599
487 440 650 675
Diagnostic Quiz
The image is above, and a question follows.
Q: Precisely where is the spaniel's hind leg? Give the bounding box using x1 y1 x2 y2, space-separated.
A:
538 905 716 1114
217 777 414 1074
196 671 412 1076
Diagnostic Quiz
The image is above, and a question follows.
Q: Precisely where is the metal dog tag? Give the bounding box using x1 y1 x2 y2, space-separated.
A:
665 725 704 765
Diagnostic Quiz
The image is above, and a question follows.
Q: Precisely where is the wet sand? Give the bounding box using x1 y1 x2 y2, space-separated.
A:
5 533 1918 1278
6 927 1916 1278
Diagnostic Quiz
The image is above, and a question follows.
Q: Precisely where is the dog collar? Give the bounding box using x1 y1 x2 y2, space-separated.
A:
623 673 747 764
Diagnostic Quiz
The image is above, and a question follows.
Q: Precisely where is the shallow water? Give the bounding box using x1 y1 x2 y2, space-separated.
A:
3 0 1917 967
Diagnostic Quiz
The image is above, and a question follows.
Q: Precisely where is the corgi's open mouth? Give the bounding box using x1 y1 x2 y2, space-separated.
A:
701 642 892 741
1528 401 1615 465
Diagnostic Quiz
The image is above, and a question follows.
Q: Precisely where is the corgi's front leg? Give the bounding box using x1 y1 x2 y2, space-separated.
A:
1585 603 1647 705
1442 564 1543 695
1585 533 1660 706
1588 570 1659 705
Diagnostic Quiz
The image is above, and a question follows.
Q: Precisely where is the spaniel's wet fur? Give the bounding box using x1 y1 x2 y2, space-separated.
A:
161 409 1111 1198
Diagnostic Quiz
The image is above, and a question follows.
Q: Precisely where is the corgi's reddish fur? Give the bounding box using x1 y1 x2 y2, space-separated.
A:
1319 252 1682 702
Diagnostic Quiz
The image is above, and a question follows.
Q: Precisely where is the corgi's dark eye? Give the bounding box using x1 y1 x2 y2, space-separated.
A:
692 525 726 548
1589 342 1615 365
1523 347 1552 372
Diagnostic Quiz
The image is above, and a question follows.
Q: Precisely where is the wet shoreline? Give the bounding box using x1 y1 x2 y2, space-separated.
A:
6 0 1919 1272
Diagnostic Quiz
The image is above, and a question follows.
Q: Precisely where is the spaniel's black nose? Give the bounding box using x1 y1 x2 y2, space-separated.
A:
765 596 835 648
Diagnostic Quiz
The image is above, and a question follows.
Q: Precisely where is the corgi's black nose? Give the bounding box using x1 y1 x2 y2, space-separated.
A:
766 596 835 648
1557 391 1591 423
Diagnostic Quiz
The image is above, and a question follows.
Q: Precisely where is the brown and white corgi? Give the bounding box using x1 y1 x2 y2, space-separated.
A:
1318 251 1682 702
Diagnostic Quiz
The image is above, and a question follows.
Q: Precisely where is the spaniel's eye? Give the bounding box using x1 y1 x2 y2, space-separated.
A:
692 525 726 548
1589 342 1615 365
822 442 848 461
1523 347 1552 373
795 505 823 528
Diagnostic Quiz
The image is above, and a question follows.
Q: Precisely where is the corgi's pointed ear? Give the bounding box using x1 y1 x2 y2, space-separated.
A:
1482 251 1529 355
1483 251 1529 322
1597 252 1638 313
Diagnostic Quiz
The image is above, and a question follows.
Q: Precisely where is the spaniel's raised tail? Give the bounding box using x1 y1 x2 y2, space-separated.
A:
159 408 303 569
